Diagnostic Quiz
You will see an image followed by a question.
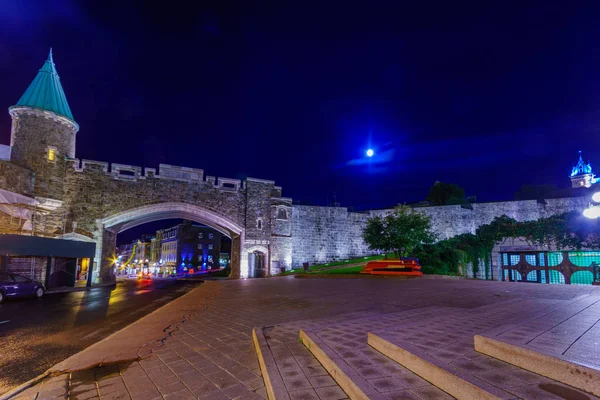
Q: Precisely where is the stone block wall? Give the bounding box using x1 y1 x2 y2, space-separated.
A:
9 109 77 200
269 236 293 271
289 197 590 268
291 205 374 267
62 162 248 234
0 161 34 196
244 179 273 243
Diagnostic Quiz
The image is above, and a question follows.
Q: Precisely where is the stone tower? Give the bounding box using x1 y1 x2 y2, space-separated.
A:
9 49 79 200
570 150 596 188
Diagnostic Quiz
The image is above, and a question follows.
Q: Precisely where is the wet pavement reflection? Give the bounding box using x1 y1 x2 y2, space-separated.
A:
0 278 199 394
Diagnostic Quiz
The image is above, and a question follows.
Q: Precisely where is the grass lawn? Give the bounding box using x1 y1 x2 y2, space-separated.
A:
310 265 365 274
282 253 392 275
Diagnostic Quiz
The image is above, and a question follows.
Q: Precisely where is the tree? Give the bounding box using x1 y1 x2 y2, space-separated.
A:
363 205 436 258
427 182 466 206
514 184 557 201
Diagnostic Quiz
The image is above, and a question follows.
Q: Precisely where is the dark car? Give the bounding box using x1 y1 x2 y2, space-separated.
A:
0 273 45 303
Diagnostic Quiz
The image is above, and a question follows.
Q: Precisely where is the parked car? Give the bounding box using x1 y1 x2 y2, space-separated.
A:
0 273 45 303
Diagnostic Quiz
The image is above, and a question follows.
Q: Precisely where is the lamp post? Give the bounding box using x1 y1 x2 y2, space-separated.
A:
583 192 600 219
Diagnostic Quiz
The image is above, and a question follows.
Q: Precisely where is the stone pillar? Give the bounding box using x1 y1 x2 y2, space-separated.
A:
94 225 117 285
231 235 241 279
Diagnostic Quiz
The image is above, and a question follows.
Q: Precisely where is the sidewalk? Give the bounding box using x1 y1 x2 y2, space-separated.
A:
7 277 600 400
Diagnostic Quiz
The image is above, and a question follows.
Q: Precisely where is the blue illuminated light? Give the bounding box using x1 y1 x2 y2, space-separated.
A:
366 149 374 157
571 151 594 177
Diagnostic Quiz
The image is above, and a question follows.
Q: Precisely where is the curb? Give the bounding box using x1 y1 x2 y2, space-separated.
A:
368 332 502 400
2 281 206 399
0 372 50 400
252 327 289 400
474 334 600 397
49 280 206 373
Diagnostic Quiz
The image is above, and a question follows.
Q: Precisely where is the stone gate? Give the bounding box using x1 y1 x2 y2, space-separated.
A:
0 51 293 282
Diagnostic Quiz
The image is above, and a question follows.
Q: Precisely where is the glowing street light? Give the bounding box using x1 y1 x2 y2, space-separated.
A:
584 207 600 219
583 192 600 219
366 149 374 157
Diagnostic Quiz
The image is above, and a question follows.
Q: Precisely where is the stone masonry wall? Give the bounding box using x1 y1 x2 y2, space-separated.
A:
244 179 273 243
290 197 591 268
62 163 248 234
291 206 374 267
9 110 77 200
0 161 34 196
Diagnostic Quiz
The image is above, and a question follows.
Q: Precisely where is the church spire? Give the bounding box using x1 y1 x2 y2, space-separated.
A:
11 48 75 122
571 150 593 177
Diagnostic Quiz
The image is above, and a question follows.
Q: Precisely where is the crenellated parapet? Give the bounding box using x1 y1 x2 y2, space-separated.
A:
69 159 247 191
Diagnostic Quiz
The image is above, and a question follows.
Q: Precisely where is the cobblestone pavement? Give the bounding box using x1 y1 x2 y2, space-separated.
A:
295 296 600 399
12 277 600 400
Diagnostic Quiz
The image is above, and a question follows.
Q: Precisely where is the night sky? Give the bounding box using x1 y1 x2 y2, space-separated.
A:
2 1 600 212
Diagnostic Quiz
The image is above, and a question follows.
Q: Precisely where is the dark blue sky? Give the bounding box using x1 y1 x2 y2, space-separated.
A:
2 1 600 210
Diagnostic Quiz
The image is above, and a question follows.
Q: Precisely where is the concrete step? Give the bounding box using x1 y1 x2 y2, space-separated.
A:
253 325 350 400
475 334 600 398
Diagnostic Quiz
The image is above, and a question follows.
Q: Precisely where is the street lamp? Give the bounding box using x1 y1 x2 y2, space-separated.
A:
366 149 374 157
583 192 600 219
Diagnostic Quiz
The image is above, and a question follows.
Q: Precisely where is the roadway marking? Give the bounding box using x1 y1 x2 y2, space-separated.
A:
0 320 10 325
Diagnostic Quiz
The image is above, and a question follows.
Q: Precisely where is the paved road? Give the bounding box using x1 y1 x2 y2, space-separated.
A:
0 278 199 394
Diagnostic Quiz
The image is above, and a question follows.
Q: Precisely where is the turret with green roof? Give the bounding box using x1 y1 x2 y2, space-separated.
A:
10 49 76 124
8 50 79 200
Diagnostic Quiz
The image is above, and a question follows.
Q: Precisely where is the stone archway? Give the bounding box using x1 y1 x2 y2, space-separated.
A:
246 245 269 278
93 202 246 283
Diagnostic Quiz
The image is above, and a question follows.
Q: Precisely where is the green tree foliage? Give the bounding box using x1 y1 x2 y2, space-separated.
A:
514 184 557 201
363 205 436 258
427 182 466 206
416 211 600 276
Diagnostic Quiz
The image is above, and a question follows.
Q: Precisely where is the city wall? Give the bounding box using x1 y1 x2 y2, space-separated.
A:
289 197 590 267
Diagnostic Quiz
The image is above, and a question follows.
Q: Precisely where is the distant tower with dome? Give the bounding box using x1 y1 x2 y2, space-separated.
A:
570 151 596 188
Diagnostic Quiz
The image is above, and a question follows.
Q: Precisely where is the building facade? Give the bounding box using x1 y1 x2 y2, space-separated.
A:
157 222 222 274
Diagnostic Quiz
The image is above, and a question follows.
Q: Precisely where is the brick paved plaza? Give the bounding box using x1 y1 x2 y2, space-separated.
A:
14 277 600 400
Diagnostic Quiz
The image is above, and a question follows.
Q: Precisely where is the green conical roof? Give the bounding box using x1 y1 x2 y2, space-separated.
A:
12 49 75 122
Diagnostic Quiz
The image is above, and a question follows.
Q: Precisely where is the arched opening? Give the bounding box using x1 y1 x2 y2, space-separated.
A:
246 245 268 278
93 203 246 283
277 208 288 220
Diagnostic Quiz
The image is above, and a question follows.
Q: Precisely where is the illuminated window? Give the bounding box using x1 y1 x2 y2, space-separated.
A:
47 148 56 161
198 233 203 239
209 233 214 239
208 244 213 250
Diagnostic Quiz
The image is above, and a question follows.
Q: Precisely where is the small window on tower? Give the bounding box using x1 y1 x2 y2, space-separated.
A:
277 208 288 220
47 148 56 162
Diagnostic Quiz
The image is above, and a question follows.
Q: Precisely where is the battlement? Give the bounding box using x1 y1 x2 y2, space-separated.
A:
70 159 286 195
